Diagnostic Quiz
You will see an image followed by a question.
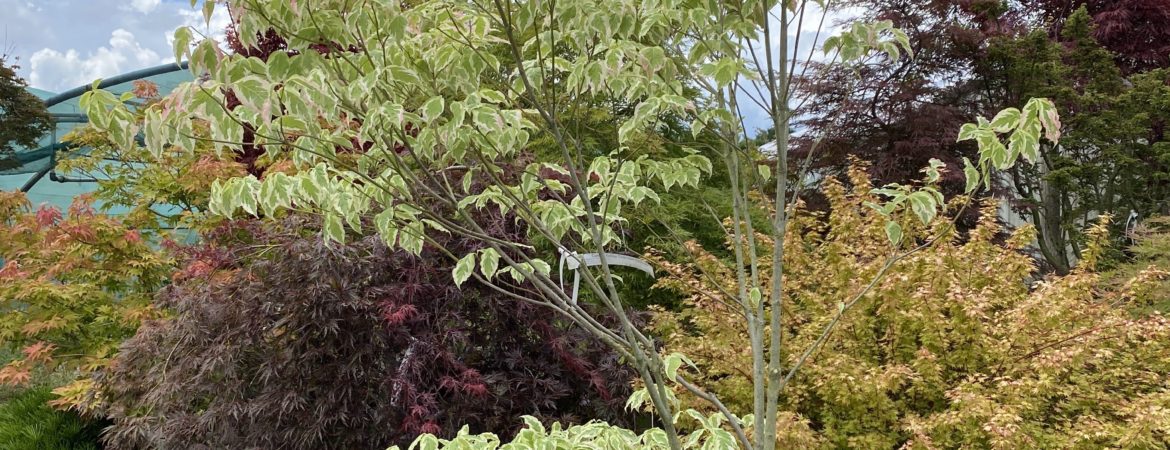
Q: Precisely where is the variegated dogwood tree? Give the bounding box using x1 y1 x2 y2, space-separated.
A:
81 0 1059 448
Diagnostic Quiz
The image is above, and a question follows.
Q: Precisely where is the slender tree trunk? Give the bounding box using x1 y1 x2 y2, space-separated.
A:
1036 145 1071 274
761 2 791 448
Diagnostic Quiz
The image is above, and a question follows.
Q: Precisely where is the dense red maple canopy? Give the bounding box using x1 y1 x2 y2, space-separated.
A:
1028 0 1170 73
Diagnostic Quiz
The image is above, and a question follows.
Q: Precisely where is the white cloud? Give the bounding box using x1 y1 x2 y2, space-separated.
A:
128 0 160 14
1 0 230 92
1 0 211 199
28 29 164 92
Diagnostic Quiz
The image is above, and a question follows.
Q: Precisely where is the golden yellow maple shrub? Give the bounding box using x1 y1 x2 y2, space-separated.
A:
648 165 1170 449
0 192 173 411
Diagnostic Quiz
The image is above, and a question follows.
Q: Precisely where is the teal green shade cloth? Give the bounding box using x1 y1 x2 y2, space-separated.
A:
1 63 194 213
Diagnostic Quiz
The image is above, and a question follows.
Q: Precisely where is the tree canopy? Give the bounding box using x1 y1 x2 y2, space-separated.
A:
798 1 1170 273
0 56 52 171
2 1 1167 449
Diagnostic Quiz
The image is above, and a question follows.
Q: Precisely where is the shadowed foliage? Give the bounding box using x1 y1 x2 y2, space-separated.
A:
0 387 108 450
1026 0 1170 73
98 216 635 449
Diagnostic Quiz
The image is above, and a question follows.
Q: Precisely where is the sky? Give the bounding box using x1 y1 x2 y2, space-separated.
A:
1 0 852 135
1 0 229 93
738 4 860 135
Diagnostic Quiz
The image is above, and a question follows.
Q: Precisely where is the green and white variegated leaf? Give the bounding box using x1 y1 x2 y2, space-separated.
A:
81 0 924 298
453 253 476 287
958 98 1062 176
663 352 697 381
848 97 1063 251
390 413 737 449
824 20 913 62
478 248 501 279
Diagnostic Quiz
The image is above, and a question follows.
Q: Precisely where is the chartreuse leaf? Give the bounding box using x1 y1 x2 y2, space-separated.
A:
529 259 551 276
422 96 445 122
963 157 980 193
479 248 501 279
520 416 545 435
410 434 438 450
748 287 762 309
375 209 398 248
625 388 651 412
453 253 476 287
757 164 772 182
885 221 903 245
989 107 1021 132
957 123 978 141
923 158 944 183
173 27 193 63
323 213 346 243
959 99 1060 174
191 38 219 76
202 0 215 26
399 221 425 256
1010 127 1040 163
825 20 914 62
1027 98 1062 142
908 191 937 224
690 119 706 138
708 58 740 87
663 352 697 381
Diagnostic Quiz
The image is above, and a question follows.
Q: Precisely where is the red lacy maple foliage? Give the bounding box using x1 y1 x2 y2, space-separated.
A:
795 0 1019 203
1028 0 1170 73
98 216 636 449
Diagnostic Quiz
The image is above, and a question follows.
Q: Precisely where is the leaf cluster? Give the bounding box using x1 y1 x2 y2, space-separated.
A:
98 215 635 449
650 165 1170 449
0 386 108 450
1028 0 1170 74
0 56 53 171
1105 216 1170 313
393 414 740 450
58 81 248 231
981 7 1170 268
0 192 173 406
